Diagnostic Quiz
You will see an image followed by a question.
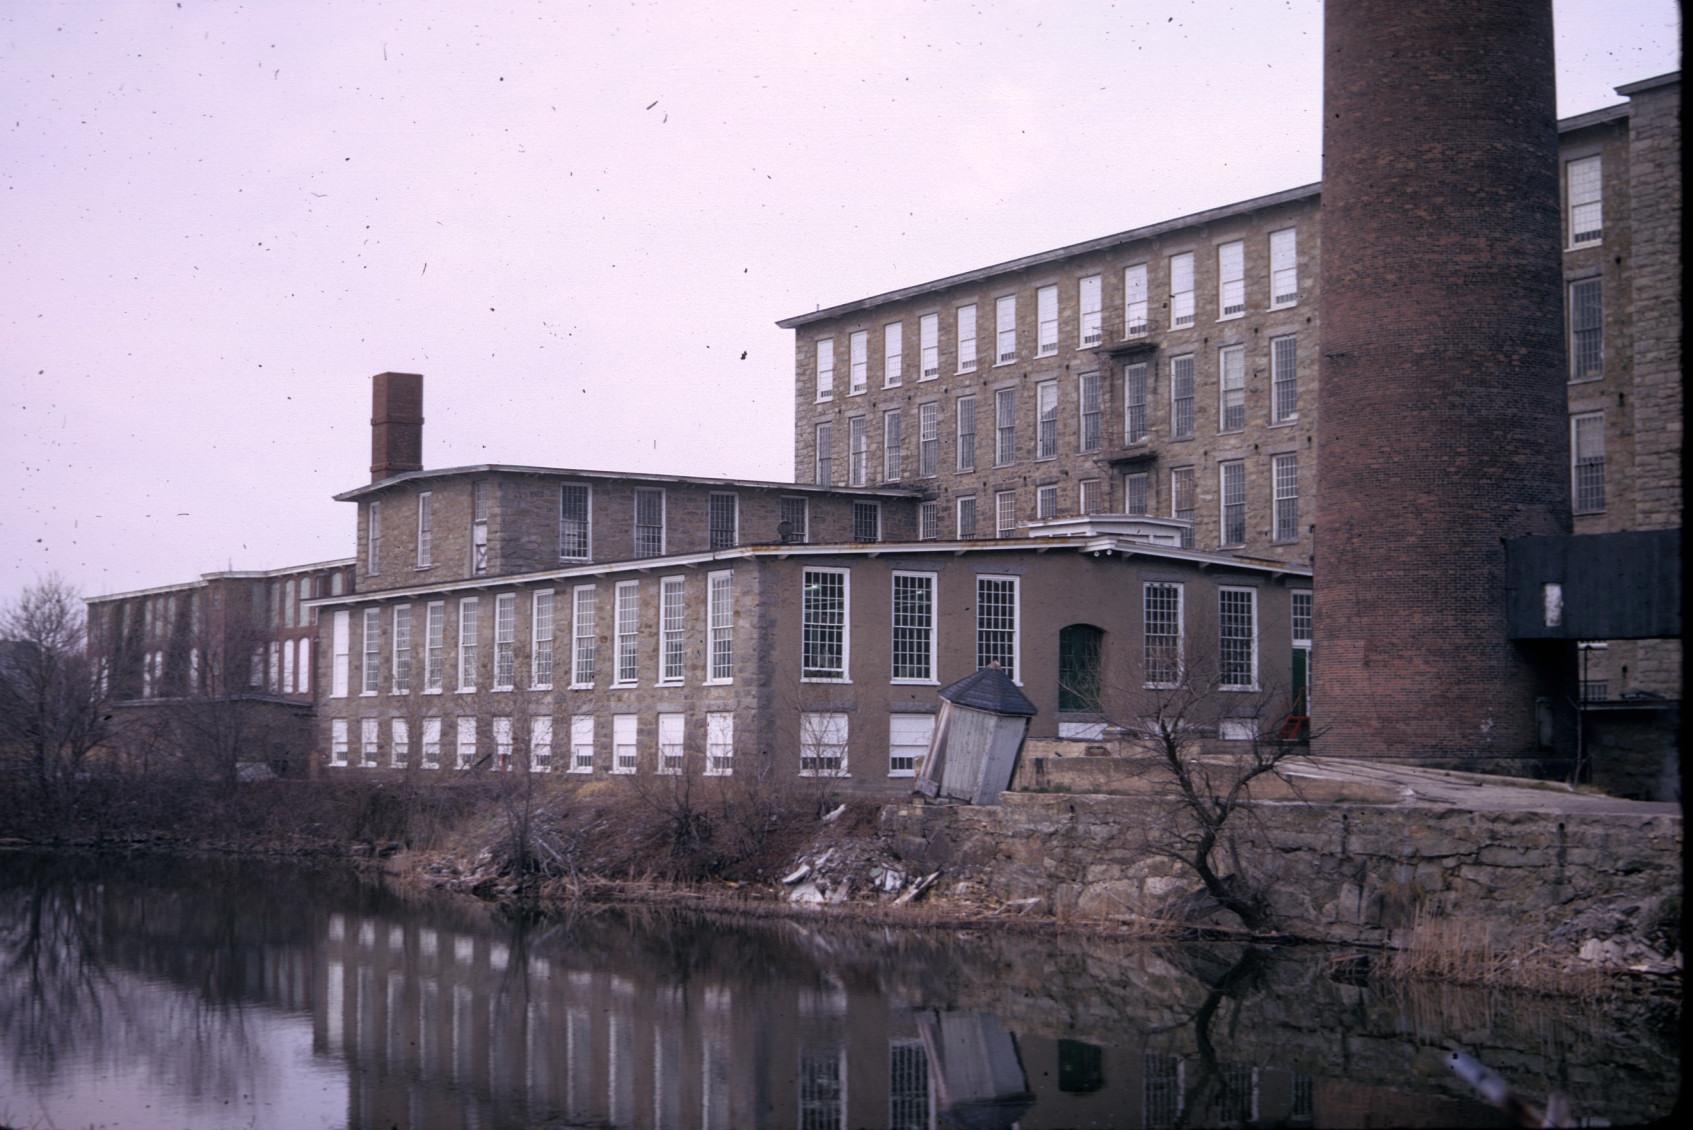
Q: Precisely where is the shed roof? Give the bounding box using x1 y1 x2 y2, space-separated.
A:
939 665 1038 717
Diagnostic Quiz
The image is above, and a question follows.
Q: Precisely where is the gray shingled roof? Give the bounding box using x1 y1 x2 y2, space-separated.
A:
939 665 1038 717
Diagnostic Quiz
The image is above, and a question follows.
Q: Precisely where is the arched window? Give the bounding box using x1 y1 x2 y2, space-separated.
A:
1058 624 1104 713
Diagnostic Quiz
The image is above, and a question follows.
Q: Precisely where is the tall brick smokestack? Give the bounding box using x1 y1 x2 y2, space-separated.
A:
371 372 424 482
1314 1 1571 761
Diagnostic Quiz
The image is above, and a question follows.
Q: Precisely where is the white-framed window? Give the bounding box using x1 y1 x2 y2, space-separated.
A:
268 641 280 693
457 597 479 691
1220 460 1246 547
1036 483 1058 520
1217 240 1245 318
470 481 489 576
366 504 380 576
814 421 833 486
780 496 809 544
455 716 477 770
707 570 733 684
1036 285 1058 356
975 575 1019 680
531 590 554 688
956 394 977 473
612 713 637 774
1078 372 1101 453
848 330 868 395
331 609 350 698
391 718 409 769
1269 228 1297 308
531 716 553 772
421 716 442 770
891 571 937 683
416 491 433 567
995 490 1016 539
917 402 939 478
708 491 738 550
918 500 938 540
1144 582 1183 687
362 607 381 695
853 500 881 543
493 716 514 771
1080 477 1103 516
1169 252 1195 328
493 593 516 690
659 576 685 685
799 712 848 777
569 715 594 774
613 580 639 686
888 714 933 778
330 718 349 766
1292 590 1313 646
1171 466 1196 548
1571 412 1606 514
1567 155 1602 246
815 338 834 401
560 483 591 560
801 568 849 681
1569 278 1603 381
658 712 685 775
848 415 868 487
1218 587 1258 690
283 639 296 695
705 712 733 776
425 601 445 692
883 408 903 481
633 488 665 556
1079 274 1102 346
392 604 412 693
1124 361 1149 443
1036 379 1058 459
571 585 597 687
995 295 1016 363
1124 471 1149 516
1170 354 1195 439
956 304 977 373
1272 454 1299 542
1218 345 1245 433
994 387 1016 466
919 313 939 379
1270 334 1298 423
1124 263 1149 336
883 322 903 387
956 495 978 539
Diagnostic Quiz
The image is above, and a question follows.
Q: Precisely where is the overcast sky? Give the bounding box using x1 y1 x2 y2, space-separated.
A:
2 1 1679 602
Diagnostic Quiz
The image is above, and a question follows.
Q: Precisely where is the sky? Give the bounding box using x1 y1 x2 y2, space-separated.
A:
1 1 1679 602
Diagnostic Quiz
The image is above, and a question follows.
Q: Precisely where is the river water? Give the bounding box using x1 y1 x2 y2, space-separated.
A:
0 852 1677 1129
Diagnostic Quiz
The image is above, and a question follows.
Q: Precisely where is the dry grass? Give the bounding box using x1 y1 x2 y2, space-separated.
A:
1382 903 1615 998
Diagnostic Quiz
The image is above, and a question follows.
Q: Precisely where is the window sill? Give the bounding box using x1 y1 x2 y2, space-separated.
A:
992 360 1017 368
956 367 977 376
892 678 940 687
1268 418 1298 428
1036 349 1058 359
491 686 514 693
610 681 638 690
569 683 594 691
414 565 435 572
1565 240 1603 252
704 678 733 687
1270 300 1299 312
1216 312 1245 323
359 691 378 698
1077 341 1101 351
799 770 851 779
456 688 478 695
704 768 733 777
421 688 444 696
848 389 867 397
657 679 684 688
1567 375 1603 385
802 676 852 685
1122 330 1150 341
883 381 902 390
611 767 637 776
531 683 553 692
568 766 594 775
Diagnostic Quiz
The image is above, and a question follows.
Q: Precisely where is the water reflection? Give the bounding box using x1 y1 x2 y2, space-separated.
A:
0 852 1677 1129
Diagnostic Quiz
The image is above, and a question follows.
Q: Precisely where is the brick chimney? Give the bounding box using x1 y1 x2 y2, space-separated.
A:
370 372 424 482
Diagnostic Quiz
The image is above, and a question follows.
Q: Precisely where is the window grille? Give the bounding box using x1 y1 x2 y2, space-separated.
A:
660 577 685 683
918 402 938 477
362 607 381 694
633 489 665 556
493 593 516 689
705 712 734 775
995 490 1016 538
1219 588 1257 688
1273 454 1299 542
995 387 1017 466
848 416 868 486
1568 156 1602 245
1124 263 1149 335
708 492 738 549
425 603 444 691
918 501 938 540
658 713 684 774
814 421 833 485
887 720 932 781
1079 371 1101 452
849 330 868 395
1220 461 1246 546
883 409 903 481
457 598 478 691
779 496 809 543
1125 362 1149 442
1079 274 1103 345
891 573 935 681
492 716 513 771
1170 355 1195 439
1036 285 1058 355
1037 484 1058 520
531 716 552 771
1124 472 1149 517
852 500 880 543
1569 279 1602 380
417 492 433 567
800 716 848 777
883 322 903 387
1572 412 1606 513
956 305 976 372
815 338 834 400
1171 468 1195 548
560 484 591 558
1219 345 1245 432
920 313 939 378
1270 228 1298 307
802 569 847 679
995 295 1016 362
531 591 553 686
614 581 639 685
956 495 977 539
1036 380 1058 458
571 586 596 686
1144 583 1183 687
975 577 1018 675
1271 335 1298 423
612 714 637 774
707 571 734 682
570 716 594 773
1170 253 1194 328
1218 241 1245 317
1079 478 1103 516
956 395 977 472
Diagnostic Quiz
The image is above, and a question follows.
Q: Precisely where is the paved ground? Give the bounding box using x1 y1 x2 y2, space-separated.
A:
1276 756 1682 817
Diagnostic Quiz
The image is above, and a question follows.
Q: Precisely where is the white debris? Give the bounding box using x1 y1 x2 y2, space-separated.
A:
780 863 812 886
820 804 848 824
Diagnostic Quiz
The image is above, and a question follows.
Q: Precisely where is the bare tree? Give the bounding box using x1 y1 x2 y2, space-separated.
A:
0 576 107 811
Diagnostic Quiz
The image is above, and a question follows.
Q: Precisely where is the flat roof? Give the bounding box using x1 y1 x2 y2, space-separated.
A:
335 464 924 503
86 557 356 605
1616 71 1679 96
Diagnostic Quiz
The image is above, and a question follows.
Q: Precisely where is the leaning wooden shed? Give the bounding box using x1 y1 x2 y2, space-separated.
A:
914 664 1037 805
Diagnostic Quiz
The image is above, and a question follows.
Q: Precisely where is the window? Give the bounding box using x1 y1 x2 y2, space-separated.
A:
976 576 1019 680
1037 484 1058 520
421 717 441 769
883 408 903 481
633 488 665 556
1036 380 1058 459
531 591 554 688
362 608 381 694
1124 361 1149 443
493 717 514 771
705 712 733 776
416 492 433 567
1125 471 1149 517
658 713 684 775
1272 454 1299 542
1036 285 1058 355
455 597 479 691
571 586 597 687
425 602 445 691
918 402 939 477
569 716 594 774
614 581 639 686
1124 263 1149 336
1292 591 1313 645
1218 345 1245 433
918 501 938 540
493 593 516 690
1144 583 1183 687
560 483 591 559
708 492 738 549
848 330 868 395
800 713 848 777
1217 240 1245 317
268 641 280 693
1269 228 1297 307
956 394 977 473
707 570 733 683
1220 460 1246 547
1219 588 1258 689
956 495 978 539
1567 155 1602 246
779 496 809 544
814 421 833 485
331 610 350 698
391 718 409 769
1572 412 1606 514
995 490 1016 538
1078 275 1102 346
1569 278 1602 380
612 714 637 774
659 576 685 684
815 339 834 401
1171 467 1196 548
852 500 881 543
919 313 939 379
1078 372 1101 453
956 304 977 373
470 481 489 576
1270 335 1298 423
888 714 933 778
366 504 380 575
1292 590 1313 713
995 387 1016 466
891 572 936 683
1169 252 1194 328
801 568 849 681
330 718 349 766
1058 624 1104 712
1170 355 1195 439
392 604 412 693
848 416 868 486
1080 477 1103 516
455 716 477 770
531 716 553 772
883 322 903 387
283 640 296 694
995 295 1016 363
